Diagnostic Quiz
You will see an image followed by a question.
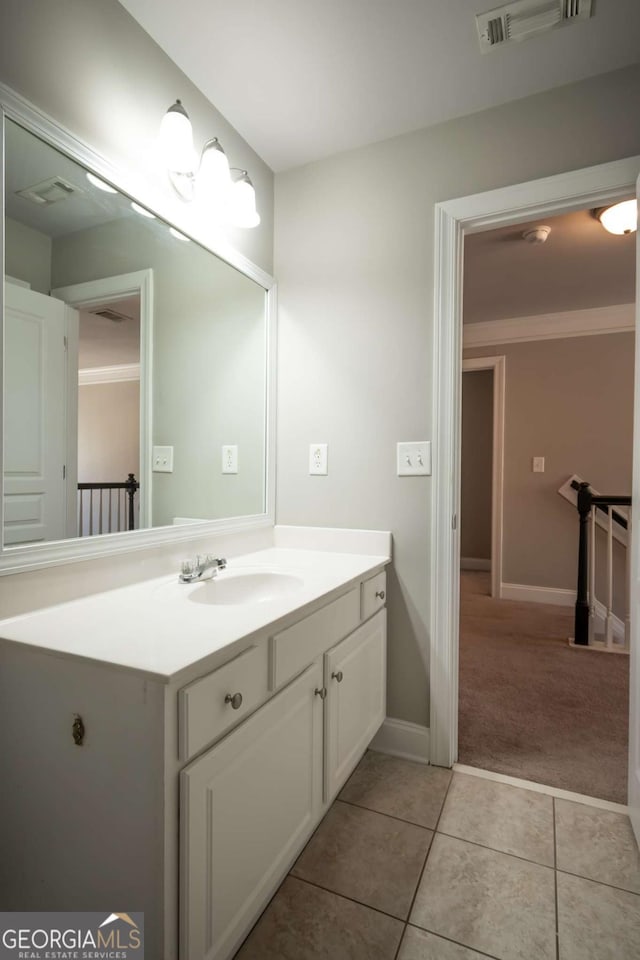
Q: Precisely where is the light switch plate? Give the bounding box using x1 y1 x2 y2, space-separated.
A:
222 445 238 474
152 445 174 473
532 456 545 473
397 441 431 476
309 443 328 475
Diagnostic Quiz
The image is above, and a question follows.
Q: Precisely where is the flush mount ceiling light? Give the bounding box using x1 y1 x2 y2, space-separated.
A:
160 99 260 229
595 200 638 236
86 172 118 194
131 201 156 219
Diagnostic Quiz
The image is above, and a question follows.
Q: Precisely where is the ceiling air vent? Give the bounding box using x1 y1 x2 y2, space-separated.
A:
16 175 79 206
91 307 131 324
476 0 593 52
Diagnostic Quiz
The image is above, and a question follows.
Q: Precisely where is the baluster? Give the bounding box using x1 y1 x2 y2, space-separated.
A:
99 488 104 535
78 489 83 537
605 506 613 649
625 510 632 651
89 491 94 536
588 507 596 644
108 488 113 536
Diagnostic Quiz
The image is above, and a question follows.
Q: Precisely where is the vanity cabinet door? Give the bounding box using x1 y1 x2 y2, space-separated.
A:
324 609 387 802
180 659 324 960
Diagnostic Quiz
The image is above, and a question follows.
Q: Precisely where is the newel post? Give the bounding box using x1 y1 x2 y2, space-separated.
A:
574 481 592 646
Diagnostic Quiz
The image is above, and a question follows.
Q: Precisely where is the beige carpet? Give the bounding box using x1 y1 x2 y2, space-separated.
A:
458 572 629 803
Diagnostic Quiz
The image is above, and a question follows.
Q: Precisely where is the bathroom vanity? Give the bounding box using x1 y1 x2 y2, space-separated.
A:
0 530 390 960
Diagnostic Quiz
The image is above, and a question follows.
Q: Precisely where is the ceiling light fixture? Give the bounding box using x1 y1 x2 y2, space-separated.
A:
595 200 638 236
131 201 156 219
169 226 190 242
160 99 259 229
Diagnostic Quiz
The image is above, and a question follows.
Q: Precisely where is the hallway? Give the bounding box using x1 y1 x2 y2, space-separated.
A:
458 571 629 803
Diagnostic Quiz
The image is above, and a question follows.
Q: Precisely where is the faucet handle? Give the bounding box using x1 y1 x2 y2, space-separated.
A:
180 559 195 578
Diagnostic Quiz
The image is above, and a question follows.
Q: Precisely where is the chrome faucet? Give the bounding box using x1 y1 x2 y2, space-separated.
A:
179 555 227 583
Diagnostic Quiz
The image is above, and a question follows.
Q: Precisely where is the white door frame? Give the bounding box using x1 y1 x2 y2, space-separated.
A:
461 356 505 600
52 270 154 530
429 155 640 770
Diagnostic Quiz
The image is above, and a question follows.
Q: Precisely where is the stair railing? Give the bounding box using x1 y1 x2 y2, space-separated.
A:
77 473 140 537
574 481 631 650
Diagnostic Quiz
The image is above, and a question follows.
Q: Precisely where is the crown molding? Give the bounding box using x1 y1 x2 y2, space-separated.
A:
463 303 634 349
79 363 141 385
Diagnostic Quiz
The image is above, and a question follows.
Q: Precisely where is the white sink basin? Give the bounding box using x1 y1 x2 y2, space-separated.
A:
188 571 305 606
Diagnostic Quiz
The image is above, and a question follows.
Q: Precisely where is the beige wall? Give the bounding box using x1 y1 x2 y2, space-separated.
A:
461 370 492 563
0 0 274 275
464 333 634 594
5 217 51 294
275 64 640 728
78 380 140 484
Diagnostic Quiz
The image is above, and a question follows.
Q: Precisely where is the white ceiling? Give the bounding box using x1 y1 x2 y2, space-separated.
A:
463 203 637 323
119 0 640 171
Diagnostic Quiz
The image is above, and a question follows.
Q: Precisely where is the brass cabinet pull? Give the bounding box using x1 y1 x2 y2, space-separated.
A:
224 692 243 710
331 670 344 683
375 590 385 600
314 687 327 700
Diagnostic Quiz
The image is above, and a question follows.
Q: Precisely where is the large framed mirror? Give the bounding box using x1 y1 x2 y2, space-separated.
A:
0 86 276 574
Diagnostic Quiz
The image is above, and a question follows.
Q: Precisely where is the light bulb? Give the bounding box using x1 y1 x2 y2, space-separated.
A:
227 172 260 229
86 172 117 194
195 138 231 207
131 201 156 219
159 99 195 175
169 227 190 242
598 199 637 235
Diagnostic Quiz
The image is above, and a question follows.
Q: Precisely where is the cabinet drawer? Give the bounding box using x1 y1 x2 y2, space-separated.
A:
270 587 360 690
361 571 386 620
178 644 268 761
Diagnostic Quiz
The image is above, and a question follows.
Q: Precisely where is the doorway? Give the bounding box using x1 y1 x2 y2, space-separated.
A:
429 155 640 834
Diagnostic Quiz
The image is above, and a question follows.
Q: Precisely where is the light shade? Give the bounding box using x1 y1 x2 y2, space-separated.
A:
597 199 637 236
195 138 231 207
227 171 261 229
160 99 195 175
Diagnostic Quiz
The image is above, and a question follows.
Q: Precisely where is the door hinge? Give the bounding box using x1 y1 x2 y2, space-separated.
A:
63 465 66 479
64 335 68 350
452 513 457 530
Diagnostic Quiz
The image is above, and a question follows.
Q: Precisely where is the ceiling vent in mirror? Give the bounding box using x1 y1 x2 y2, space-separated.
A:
476 0 592 52
16 175 79 206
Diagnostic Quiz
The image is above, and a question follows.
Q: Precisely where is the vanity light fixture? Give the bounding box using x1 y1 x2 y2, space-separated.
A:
86 172 117 194
169 226 190 242
160 99 260 228
595 199 637 236
131 201 156 219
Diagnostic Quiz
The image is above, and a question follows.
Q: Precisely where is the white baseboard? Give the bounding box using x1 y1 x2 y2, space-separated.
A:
461 557 491 571
369 717 430 765
501 583 625 640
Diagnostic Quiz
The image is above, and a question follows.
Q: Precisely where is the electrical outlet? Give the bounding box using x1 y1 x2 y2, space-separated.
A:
222 445 238 474
152 445 174 473
309 443 328 475
397 441 431 476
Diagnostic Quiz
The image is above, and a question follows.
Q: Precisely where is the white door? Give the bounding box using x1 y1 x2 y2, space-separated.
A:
630 182 640 842
3 283 73 545
324 609 387 802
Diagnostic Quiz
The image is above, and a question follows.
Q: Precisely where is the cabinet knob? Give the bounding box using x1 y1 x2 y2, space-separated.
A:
331 670 344 683
314 687 327 700
224 692 243 710
375 590 385 600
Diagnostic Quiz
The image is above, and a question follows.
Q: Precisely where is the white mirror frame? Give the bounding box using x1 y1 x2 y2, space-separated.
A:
0 82 276 575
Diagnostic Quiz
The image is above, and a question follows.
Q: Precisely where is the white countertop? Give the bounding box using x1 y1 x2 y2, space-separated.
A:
0 547 390 682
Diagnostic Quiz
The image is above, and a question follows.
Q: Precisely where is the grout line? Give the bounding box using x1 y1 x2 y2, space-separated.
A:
553 798 560 960
453 763 628 814
555 868 640 898
292 875 408 925
434 830 555 870
337 796 439 831
404 925 503 960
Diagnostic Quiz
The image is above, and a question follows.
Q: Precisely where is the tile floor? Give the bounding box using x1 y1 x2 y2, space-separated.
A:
234 751 640 960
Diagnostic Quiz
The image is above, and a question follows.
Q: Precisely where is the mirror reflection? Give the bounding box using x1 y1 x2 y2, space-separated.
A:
3 118 267 547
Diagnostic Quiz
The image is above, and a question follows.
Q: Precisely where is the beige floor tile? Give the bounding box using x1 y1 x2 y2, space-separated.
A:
557 871 640 960
234 876 403 960
398 926 489 959
438 773 554 866
291 800 432 919
555 798 640 893
339 750 452 828
410 834 556 960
